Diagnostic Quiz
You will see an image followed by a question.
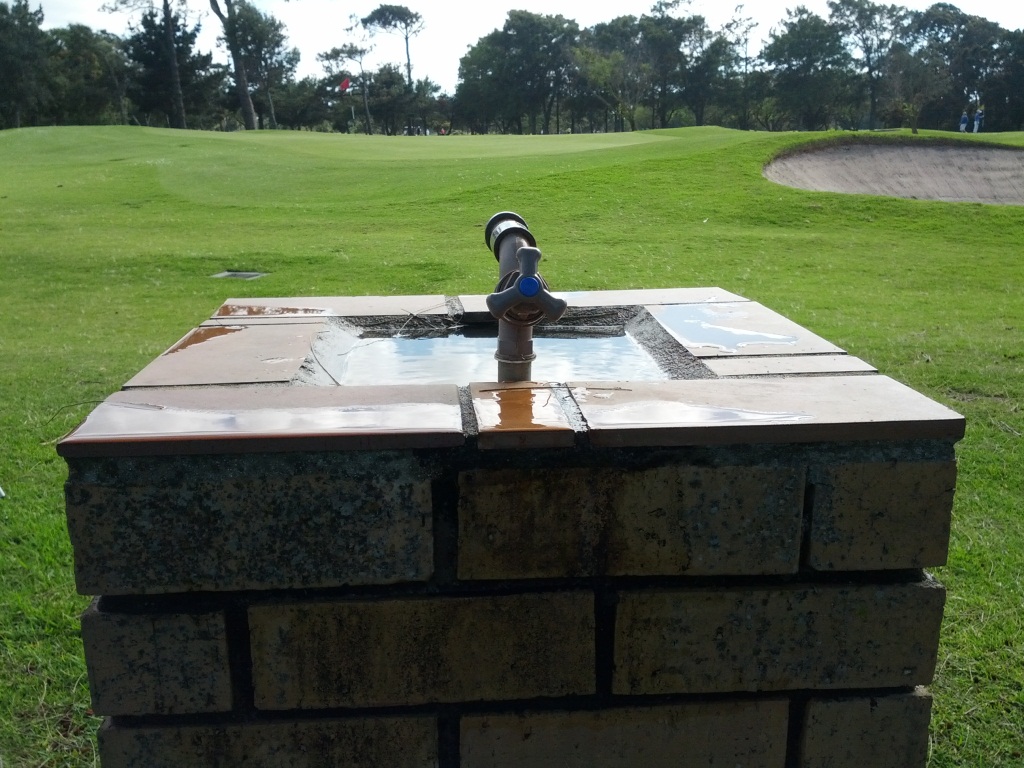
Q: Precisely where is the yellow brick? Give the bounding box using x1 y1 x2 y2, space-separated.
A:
98 716 437 768
250 592 595 709
65 451 434 594
81 600 231 716
457 468 603 579
808 461 956 570
800 689 932 768
615 580 945 694
458 464 803 579
461 701 788 768
607 464 803 575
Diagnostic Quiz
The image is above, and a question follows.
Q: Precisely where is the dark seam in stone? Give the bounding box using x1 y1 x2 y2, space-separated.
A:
96 569 933 615
104 686 919 730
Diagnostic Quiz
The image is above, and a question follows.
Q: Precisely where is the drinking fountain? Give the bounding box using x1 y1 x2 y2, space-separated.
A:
55 211 965 768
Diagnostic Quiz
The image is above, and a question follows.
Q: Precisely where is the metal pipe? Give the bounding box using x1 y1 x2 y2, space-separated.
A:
483 212 567 383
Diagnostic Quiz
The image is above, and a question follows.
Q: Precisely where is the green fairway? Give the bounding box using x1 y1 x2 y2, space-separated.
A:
1 125 1022 766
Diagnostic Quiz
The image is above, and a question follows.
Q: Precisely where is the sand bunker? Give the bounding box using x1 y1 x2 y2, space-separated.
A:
764 142 1024 205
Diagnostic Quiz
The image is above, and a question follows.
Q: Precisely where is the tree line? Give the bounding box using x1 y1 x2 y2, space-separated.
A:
1 0 1021 134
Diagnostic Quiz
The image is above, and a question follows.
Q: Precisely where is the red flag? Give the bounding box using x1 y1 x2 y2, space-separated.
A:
339 77 351 92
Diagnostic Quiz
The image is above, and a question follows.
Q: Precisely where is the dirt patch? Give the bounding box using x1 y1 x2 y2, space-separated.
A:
764 141 1024 205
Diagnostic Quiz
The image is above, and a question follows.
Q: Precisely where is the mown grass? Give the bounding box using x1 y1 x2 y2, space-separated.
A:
1 125 1022 766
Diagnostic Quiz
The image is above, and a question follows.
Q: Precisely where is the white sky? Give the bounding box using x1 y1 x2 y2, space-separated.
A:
39 0 1022 93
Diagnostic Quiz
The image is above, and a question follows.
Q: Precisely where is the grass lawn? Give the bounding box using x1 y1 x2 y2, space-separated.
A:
1 125 1022 766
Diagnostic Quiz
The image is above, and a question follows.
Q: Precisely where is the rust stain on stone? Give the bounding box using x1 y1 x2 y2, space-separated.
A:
165 326 243 354
215 304 330 317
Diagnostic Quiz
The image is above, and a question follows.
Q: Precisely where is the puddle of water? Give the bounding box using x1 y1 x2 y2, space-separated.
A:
313 332 668 385
473 387 572 431
650 304 797 354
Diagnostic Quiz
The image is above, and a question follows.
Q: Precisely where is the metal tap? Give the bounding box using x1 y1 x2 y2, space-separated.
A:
484 212 567 382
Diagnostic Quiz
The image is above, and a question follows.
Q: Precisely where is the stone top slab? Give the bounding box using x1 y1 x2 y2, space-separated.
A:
646 302 844 358
125 323 325 387
56 384 465 457
570 375 964 447
58 289 964 457
138 293 853 390
214 295 450 321
704 354 876 377
458 287 746 323
58 374 963 457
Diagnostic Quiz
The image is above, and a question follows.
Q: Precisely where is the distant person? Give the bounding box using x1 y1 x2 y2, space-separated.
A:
959 111 969 132
974 108 984 133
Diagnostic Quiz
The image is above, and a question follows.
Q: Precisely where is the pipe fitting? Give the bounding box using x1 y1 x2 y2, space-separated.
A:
484 211 536 260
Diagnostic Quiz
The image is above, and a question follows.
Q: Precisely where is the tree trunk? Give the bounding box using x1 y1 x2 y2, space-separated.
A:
403 35 413 88
162 0 187 129
210 0 257 130
232 52 258 129
624 106 636 132
361 83 373 134
266 86 277 129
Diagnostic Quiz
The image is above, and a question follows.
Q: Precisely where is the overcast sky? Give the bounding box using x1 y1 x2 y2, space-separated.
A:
38 0 1022 93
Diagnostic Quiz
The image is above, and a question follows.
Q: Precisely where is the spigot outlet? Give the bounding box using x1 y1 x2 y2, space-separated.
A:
484 211 535 260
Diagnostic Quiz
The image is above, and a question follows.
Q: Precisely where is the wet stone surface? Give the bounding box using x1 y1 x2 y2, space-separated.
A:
58 291 964 456
296 304 716 387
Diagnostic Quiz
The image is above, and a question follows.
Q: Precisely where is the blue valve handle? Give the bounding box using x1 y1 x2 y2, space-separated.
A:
486 247 568 323
518 276 541 297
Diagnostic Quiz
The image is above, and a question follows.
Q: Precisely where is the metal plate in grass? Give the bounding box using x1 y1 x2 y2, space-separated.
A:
211 271 266 280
